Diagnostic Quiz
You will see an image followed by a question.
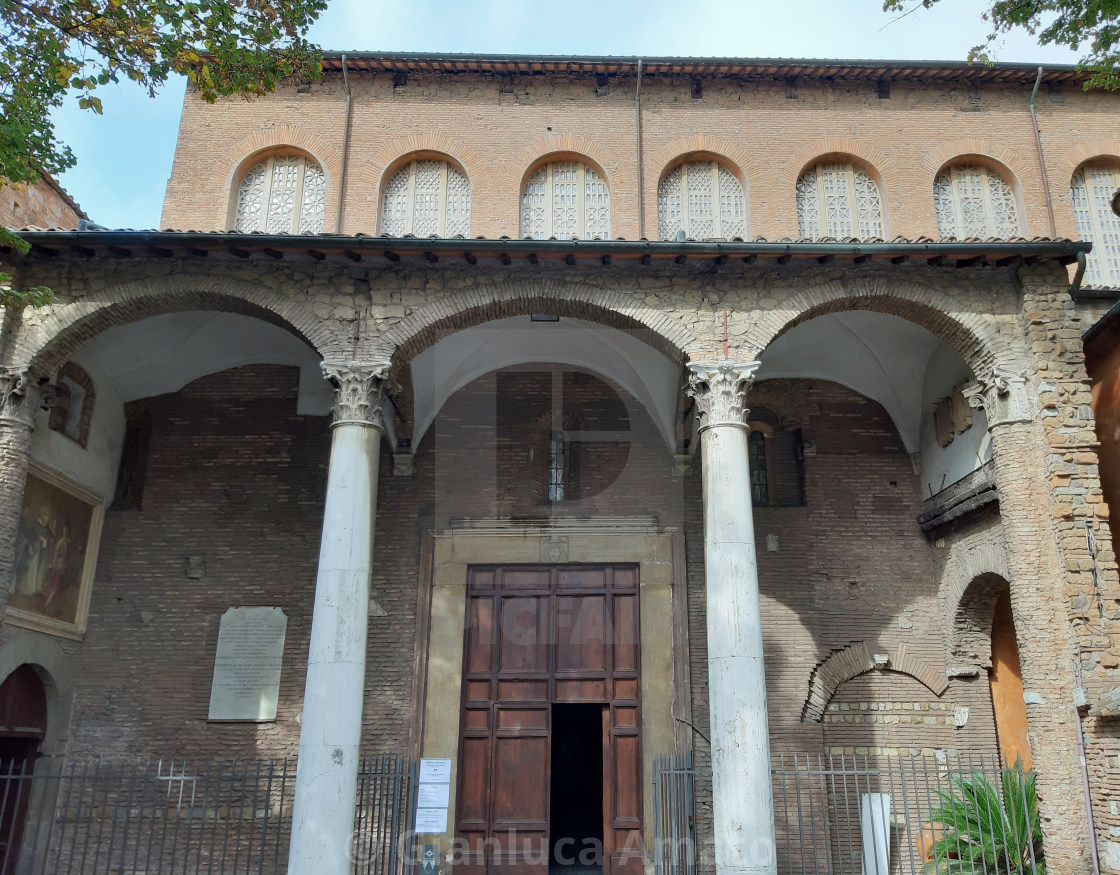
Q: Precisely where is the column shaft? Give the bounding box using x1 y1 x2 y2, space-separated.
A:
689 361 777 875
288 362 388 875
0 369 37 618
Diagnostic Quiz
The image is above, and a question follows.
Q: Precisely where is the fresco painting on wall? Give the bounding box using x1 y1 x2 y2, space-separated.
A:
6 466 103 639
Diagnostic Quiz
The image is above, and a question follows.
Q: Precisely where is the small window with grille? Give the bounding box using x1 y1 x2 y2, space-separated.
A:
520 161 610 240
933 163 1022 239
380 158 472 237
749 429 769 506
548 430 566 502
1071 163 1120 288
658 160 746 240
234 154 326 234
796 161 885 240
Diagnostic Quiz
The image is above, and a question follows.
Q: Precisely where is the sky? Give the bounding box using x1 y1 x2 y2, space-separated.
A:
52 0 1085 229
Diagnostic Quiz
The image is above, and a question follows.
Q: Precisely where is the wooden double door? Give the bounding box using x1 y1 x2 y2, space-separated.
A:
455 565 642 875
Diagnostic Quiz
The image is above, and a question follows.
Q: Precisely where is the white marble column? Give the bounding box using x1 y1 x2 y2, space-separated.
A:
288 360 390 875
687 360 777 875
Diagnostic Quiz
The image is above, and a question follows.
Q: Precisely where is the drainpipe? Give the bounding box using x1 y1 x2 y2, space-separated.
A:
635 59 645 240
335 55 353 233
1074 681 1102 875
1072 249 1087 297
1029 67 1057 237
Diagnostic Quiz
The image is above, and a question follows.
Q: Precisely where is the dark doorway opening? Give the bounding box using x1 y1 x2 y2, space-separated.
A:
0 665 46 875
550 704 604 875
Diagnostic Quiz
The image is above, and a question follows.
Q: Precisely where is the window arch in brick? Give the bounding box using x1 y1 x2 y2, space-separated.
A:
520 160 610 240
658 159 746 240
796 161 884 239
234 153 326 234
1071 162 1120 288
933 163 1022 239
380 158 472 237
48 362 95 447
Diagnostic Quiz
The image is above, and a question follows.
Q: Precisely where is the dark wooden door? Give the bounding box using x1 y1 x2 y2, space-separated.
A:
0 665 46 875
456 566 642 875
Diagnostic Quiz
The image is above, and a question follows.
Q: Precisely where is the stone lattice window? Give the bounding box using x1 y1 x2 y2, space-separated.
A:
234 154 326 234
380 159 472 237
520 161 610 240
796 162 884 239
933 164 1021 239
1071 163 1120 288
658 160 746 240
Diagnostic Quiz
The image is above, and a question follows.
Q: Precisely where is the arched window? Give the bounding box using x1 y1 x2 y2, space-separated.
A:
1071 163 1120 287
48 362 95 448
520 161 610 240
933 163 1021 239
658 160 746 240
234 154 326 234
380 158 472 237
749 429 769 506
796 162 884 239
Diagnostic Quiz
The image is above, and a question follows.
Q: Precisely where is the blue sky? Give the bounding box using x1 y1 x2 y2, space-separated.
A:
53 0 1083 229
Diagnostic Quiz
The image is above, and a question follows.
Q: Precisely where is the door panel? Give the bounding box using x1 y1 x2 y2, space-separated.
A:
455 565 642 875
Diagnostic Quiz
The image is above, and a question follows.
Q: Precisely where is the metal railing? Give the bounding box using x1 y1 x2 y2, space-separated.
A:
0 755 415 875
653 751 1044 875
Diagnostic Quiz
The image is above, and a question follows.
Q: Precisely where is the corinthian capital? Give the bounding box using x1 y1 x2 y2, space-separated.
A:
321 361 392 429
962 367 1033 429
0 367 37 428
686 360 761 431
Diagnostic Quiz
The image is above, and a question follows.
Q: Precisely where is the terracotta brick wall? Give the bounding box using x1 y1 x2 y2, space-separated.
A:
0 178 82 230
163 69 1120 247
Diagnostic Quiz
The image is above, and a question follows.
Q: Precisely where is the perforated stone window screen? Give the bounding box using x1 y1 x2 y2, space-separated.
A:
380 159 472 237
658 161 746 240
1071 163 1120 288
796 162 884 239
520 161 610 240
234 155 326 234
933 164 1022 239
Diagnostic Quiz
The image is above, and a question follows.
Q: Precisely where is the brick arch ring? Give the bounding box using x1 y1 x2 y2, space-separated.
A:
938 538 1012 667
737 275 1016 381
506 134 620 205
359 133 484 197
14 273 338 376
802 640 949 723
647 134 766 196
374 277 701 372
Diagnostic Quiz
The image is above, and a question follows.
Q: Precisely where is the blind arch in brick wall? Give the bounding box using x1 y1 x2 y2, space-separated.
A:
15 274 335 377
802 640 949 723
938 536 1012 673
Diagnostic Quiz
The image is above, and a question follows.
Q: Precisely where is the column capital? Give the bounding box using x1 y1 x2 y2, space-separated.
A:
0 367 38 429
321 360 392 429
962 367 1033 430
686 360 762 432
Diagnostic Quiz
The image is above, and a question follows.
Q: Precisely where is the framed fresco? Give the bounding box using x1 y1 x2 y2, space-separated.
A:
6 465 103 639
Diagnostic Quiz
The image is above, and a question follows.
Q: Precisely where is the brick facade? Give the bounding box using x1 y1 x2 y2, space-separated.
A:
1 54 1119 873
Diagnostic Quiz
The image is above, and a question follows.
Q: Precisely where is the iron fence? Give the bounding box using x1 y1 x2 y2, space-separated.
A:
0 755 415 875
653 751 1044 875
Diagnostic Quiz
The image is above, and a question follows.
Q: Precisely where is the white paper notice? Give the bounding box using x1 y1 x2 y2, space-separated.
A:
417 782 451 808
419 759 452 783
415 808 449 833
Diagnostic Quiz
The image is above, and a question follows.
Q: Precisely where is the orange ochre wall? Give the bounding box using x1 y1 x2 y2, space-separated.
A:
990 590 1032 769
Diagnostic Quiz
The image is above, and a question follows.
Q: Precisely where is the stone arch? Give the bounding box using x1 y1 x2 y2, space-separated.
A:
741 277 1015 381
11 273 338 377
0 629 74 755
938 535 1012 674
379 277 698 368
802 640 949 722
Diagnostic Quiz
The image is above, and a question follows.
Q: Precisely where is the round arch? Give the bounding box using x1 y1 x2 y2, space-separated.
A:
373 149 474 198
377 277 698 369
11 273 337 377
0 629 74 756
738 277 1016 382
647 135 761 197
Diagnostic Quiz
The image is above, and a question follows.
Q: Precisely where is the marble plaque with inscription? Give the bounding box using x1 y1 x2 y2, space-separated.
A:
208 607 287 722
